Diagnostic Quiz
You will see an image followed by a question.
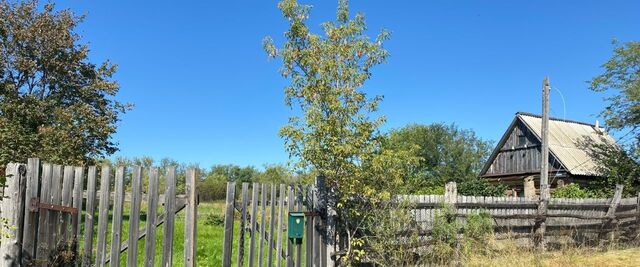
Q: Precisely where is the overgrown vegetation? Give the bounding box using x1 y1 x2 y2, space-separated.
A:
552 183 594 198
587 40 640 197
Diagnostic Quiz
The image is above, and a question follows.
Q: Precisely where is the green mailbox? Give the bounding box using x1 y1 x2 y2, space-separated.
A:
288 212 305 243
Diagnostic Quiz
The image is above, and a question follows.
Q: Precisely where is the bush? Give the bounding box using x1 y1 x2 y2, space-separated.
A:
203 213 225 226
459 179 507 196
551 183 593 198
429 204 460 264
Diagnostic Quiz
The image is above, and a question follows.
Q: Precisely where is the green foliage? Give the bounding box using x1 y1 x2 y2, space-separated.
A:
264 0 419 264
415 185 445 195
588 40 640 196
429 205 460 264
0 1 130 167
203 213 225 226
384 123 493 192
364 200 425 266
463 210 493 241
552 183 594 198
458 179 507 197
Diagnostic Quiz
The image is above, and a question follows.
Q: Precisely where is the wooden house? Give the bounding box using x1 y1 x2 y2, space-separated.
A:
479 112 617 197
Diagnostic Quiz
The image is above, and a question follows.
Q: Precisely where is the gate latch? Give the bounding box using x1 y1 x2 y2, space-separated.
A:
29 198 78 214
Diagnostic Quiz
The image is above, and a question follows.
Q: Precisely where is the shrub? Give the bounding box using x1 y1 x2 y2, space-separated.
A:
429 204 460 264
551 183 593 198
459 179 507 196
203 213 225 226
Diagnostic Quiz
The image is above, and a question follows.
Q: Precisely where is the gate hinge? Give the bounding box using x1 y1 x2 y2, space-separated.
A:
29 198 78 214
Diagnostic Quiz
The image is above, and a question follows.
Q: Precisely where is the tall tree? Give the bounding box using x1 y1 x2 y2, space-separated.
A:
588 40 640 196
265 0 418 264
0 1 130 168
384 123 493 191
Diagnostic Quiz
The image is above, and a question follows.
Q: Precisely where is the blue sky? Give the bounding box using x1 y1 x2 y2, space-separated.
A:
52 0 639 168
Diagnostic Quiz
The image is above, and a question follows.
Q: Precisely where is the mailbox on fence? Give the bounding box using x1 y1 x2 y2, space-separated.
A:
288 212 305 244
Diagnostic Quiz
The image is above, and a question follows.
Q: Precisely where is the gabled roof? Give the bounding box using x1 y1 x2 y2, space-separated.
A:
480 112 618 177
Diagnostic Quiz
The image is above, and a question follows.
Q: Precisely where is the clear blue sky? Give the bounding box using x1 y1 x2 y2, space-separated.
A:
53 0 639 168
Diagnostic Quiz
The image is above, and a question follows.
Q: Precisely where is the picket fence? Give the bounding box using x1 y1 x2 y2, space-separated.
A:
0 158 198 267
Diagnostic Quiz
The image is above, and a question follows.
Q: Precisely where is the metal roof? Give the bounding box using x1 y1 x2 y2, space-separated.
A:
517 112 617 176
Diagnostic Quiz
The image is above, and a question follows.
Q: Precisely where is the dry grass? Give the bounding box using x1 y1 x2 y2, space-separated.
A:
467 246 640 267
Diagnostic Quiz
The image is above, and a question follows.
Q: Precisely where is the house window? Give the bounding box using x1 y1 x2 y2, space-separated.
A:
517 134 527 147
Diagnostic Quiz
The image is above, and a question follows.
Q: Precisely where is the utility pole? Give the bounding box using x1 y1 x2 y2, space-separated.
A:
535 76 551 250
540 76 550 199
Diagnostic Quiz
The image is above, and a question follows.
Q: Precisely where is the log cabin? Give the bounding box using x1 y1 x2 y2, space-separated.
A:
479 112 617 198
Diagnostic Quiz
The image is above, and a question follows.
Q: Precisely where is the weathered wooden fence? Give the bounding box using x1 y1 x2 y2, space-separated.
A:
0 158 198 266
407 182 639 246
222 181 330 267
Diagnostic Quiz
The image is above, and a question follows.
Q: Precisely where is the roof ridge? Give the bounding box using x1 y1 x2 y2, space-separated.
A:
516 111 597 127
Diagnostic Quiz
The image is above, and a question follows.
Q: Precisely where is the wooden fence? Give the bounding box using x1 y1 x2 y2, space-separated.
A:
0 158 198 266
222 181 330 267
407 182 640 246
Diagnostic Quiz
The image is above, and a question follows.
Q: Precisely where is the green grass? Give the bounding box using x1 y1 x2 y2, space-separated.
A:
72 200 308 266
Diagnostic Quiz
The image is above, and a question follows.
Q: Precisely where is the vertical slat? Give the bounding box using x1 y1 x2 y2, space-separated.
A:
295 186 302 267
305 186 313 267
313 184 321 267
267 184 277 267
259 183 268 267
82 166 98 267
237 183 249 267
276 184 285 267
61 166 74 240
110 167 126 266
36 164 52 260
286 186 294 267
72 167 85 241
222 182 236 267
49 165 63 256
249 183 260 267
184 168 198 267
144 168 159 267
127 166 143 267
0 163 24 265
161 167 177 267
95 165 111 267
21 158 40 263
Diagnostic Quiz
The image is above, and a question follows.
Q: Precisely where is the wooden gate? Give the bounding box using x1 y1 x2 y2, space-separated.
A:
222 180 332 267
0 158 198 266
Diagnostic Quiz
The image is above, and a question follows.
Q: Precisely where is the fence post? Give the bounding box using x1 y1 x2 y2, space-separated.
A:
317 175 335 267
184 168 198 267
601 184 623 244
21 158 40 264
222 182 236 267
444 182 458 207
0 163 26 265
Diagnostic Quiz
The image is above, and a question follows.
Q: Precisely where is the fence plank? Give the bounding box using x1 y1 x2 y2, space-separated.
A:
222 182 236 267
249 183 260 267
259 183 268 267
0 163 24 265
184 168 198 267
61 166 74 241
268 184 277 267
237 183 249 267
287 186 294 267
276 184 285 267
72 167 85 241
49 165 63 256
36 163 52 260
82 166 98 267
95 165 111 267
161 167 177 267
305 185 314 267
144 168 159 267
21 158 40 264
127 166 143 267
110 167 126 266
